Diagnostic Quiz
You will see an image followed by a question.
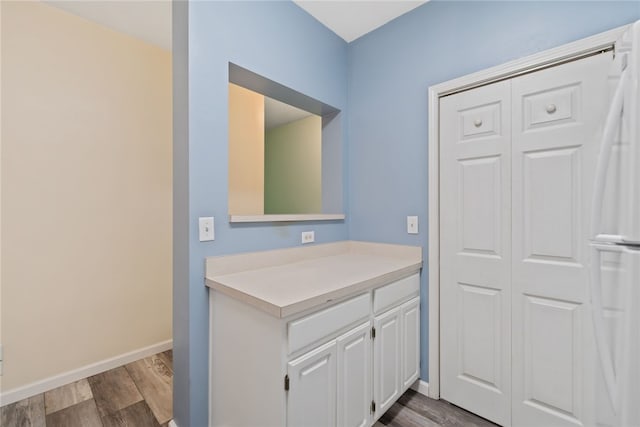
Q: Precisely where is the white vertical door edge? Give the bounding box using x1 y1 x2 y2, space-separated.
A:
427 85 441 400
427 22 630 403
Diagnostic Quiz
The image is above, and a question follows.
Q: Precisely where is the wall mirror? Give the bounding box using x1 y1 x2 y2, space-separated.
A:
228 63 345 222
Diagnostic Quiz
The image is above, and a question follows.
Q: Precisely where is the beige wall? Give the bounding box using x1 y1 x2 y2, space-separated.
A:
228 83 265 215
1 1 172 391
265 115 322 214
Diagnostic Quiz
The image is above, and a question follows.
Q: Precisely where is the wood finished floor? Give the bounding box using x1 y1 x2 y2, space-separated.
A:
1 348 496 427
376 389 497 427
1 350 173 427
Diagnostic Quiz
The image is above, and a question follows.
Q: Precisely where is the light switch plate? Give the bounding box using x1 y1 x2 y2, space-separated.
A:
407 216 418 234
199 217 215 241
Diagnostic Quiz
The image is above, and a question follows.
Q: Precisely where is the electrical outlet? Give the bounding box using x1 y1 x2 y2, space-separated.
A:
0 344 3 376
301 231 315 244
199 217 215 241
407 216 419 234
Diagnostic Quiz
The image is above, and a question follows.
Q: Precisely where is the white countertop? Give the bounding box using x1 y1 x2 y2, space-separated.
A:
205 241 422 318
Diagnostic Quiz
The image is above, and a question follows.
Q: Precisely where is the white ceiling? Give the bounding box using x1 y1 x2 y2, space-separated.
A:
45 0 172 51
265 97 315 130
294 0 427 42
44 0 427 51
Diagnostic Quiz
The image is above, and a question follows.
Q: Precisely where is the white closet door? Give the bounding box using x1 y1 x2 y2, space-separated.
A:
440 80 512 426
510 52 612 427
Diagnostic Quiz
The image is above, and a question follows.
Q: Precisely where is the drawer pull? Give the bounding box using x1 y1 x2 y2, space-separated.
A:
473 119 483 127
546 104 557 114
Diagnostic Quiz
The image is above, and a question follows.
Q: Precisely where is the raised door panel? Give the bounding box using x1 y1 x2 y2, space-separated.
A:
522 296 583 422
337 322 371 427
457 283 503 392
373 306 401 419
401 297 420 389
522 147 580 263
459 156 503 256
511 51 612 427
440 79 512 426
287 341 337 427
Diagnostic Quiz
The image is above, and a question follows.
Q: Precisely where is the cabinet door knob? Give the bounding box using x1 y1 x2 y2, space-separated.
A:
474 119 483 128
546 104 557 114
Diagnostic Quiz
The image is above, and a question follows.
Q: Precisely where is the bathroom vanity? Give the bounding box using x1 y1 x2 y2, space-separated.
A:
205 241 422 427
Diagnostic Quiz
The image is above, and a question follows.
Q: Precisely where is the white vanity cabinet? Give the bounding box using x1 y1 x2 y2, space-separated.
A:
401 298 421 389
206 241 422 427
287 321 372 427
287 339 338 427
373 305 402 416
337 322 372 427
372 275 421 419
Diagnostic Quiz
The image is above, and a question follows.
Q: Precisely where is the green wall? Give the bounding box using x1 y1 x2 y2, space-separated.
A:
264 115 322 214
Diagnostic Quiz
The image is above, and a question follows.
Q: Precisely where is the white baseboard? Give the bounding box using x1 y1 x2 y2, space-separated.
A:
411 379 429 397
169 420 178 427
0 339 172 407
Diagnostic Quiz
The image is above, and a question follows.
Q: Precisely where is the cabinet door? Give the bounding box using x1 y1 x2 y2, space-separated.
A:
287 340 337 427
401 297 420 389
373 306 402 419
337 322 371 427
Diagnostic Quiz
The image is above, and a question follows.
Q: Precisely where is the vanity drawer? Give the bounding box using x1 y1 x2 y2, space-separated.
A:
373 274 419 314
288 292 370 354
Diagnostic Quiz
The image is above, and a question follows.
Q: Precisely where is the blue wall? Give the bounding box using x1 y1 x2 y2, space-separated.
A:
175 2 348 426
176 1 640 425
347 1 640 380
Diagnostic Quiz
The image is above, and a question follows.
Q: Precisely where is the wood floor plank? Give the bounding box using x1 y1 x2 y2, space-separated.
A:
156 351 173 374
44 378 93 415
381 401 441 427
101 401 160 427
439 402 498 427
397 390 448 424
0 394 46 427
398 390 497 427
45 399 102 427
126 354 173 424
88 366 143 417
2 351 503 427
